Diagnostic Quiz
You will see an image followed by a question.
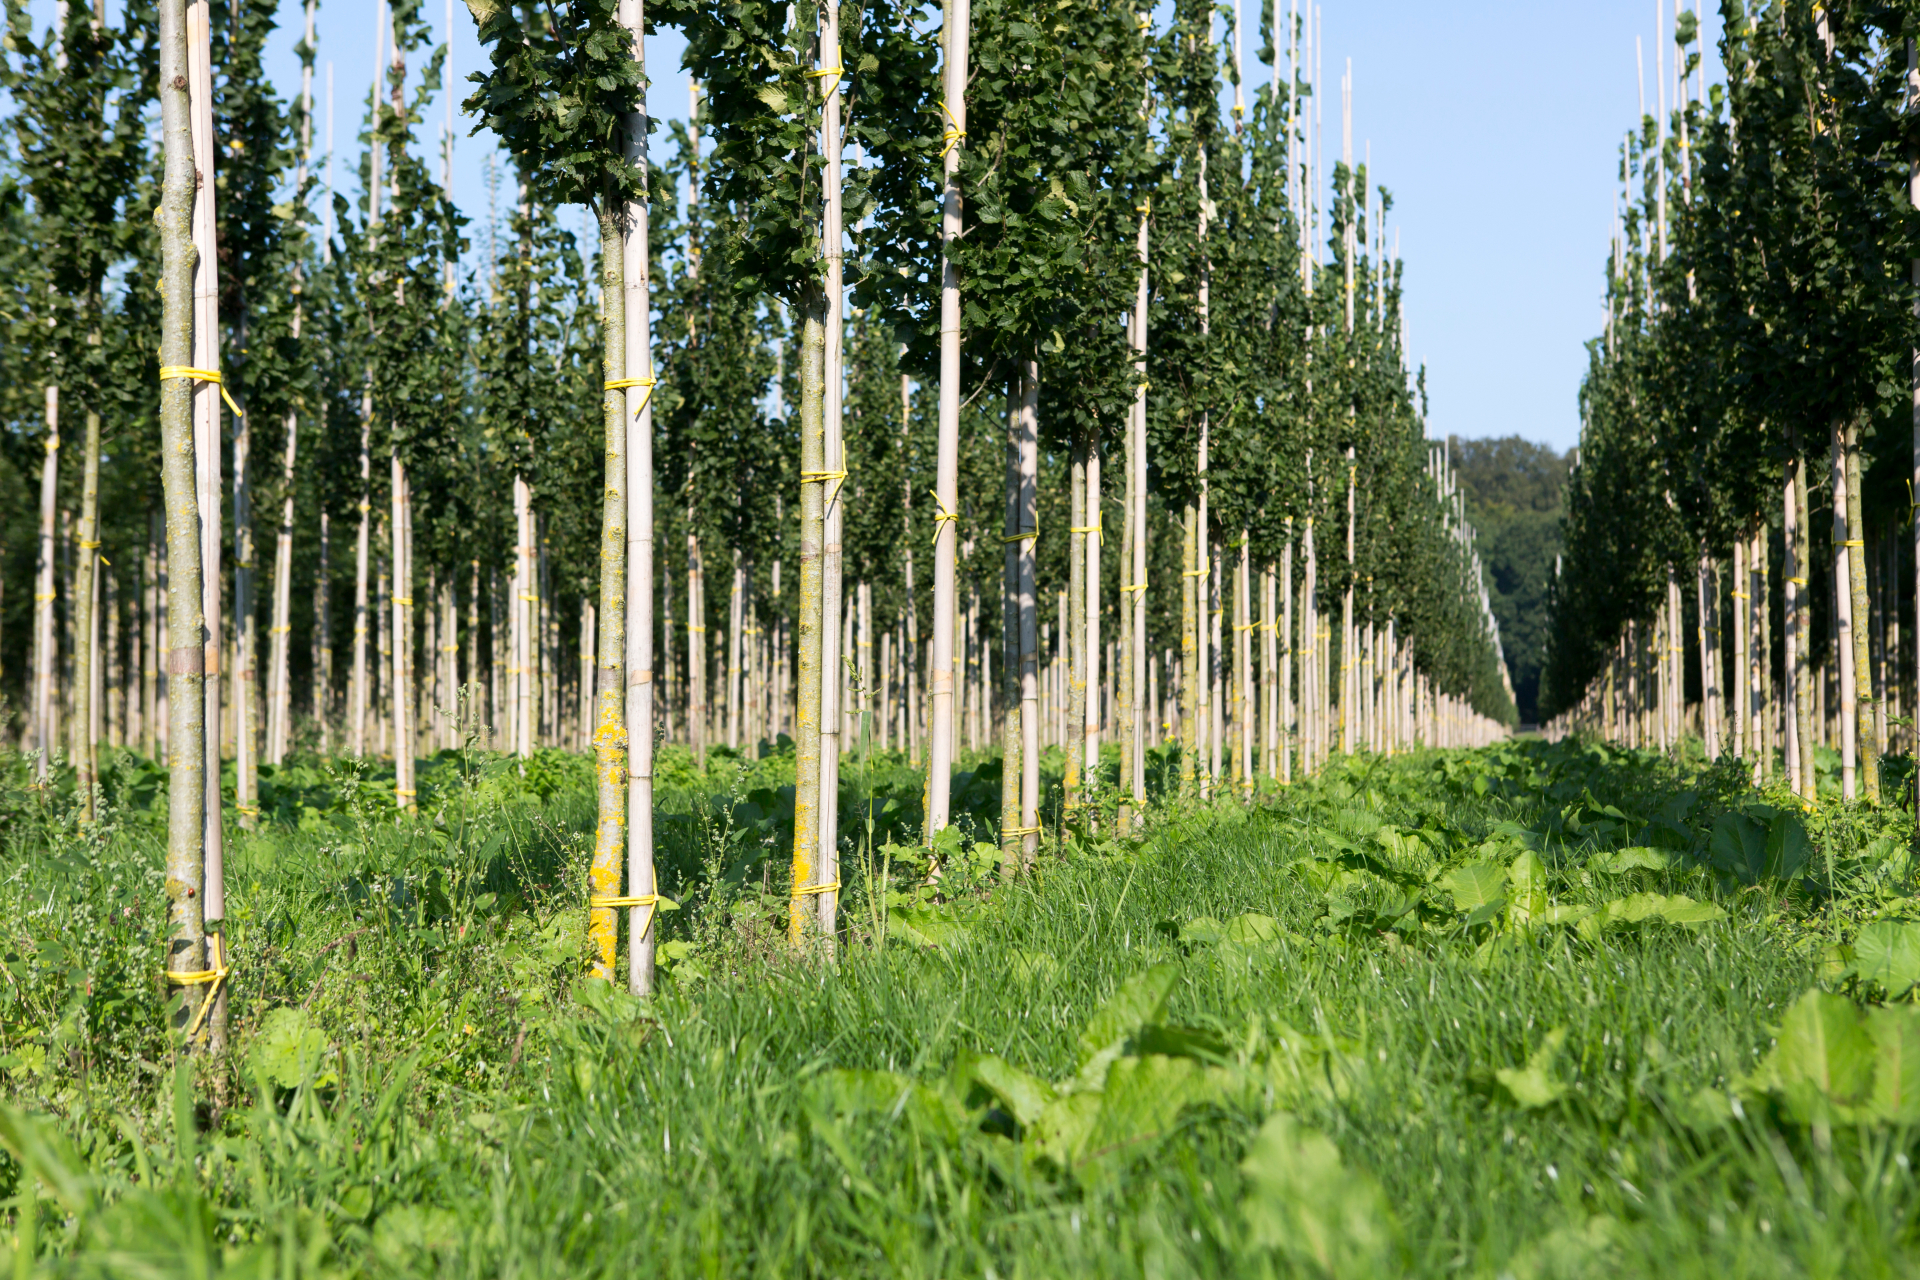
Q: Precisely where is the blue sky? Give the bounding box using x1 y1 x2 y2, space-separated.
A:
27 0 1718 452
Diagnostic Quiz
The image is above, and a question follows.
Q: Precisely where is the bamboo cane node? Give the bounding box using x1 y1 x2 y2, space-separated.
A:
793 880 841 897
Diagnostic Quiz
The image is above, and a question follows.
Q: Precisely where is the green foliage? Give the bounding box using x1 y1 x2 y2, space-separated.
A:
6 735 1920 1273
462 0 648 212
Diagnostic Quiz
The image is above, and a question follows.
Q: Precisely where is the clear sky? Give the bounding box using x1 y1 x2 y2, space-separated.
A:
27 0 1719 453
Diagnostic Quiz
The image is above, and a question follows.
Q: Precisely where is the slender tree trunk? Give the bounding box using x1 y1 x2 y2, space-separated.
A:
1844 420 1877 802
1180 502 1197 791
234 393 257 826
33 392 58 781
1065 428 1086 812
790 281 828 944
1018 358 1040 862
1832 421 1858 800
73 404 99 819
514 475 534 758
588 198 628 983
1084 427 1101 803
1000 374 1024 867
1784 463 1803 793
1279 532 1293 781
391 458 415 807
352 410 372 755
267 404 298 765
157 0 209 1044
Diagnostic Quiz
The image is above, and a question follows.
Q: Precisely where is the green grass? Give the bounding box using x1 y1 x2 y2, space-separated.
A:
3 736 1920 1276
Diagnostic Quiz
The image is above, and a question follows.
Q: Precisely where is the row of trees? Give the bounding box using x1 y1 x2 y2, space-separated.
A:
1542 1 1920 807
0 0 1513 1023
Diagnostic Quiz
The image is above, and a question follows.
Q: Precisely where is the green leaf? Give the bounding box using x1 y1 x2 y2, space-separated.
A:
1075 963 1178 1071
963 1054 1057 1127
1440 863 1506 913
1853 920 1920 995
1709 812 1769 884
1239 1111 1397 1272
1494 1027 1570 1108
1748 989 1875 1122
249 1007 335 1089
1867 1005 1920 1124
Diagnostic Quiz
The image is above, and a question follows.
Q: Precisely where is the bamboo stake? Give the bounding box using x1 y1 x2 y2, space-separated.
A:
927 0 967 835
1280 531 1293 781
1785 462 1804 794
1127 203 1148 822
816 0 847 941
185 0 229 1051
620 0 658 991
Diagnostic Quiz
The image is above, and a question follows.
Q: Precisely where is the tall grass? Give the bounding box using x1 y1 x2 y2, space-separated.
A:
2 737 1916 1276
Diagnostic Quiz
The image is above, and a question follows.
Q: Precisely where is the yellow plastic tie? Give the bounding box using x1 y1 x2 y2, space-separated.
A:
165 932 230 1042
391 595 414 606
802 467 849 505
606 376 659 418
160 365 244 417
43 435 59 452
1002 824 1042 838
1840 539 1864 547
1069 522 1103 545
234 804 260 817
793 880 841 897
1001 524 1037 544
939 99 966 158
79 539 101 549
806 64 846 98
396 787 417 800
1788 576 1808 585
1120 582 1147 594
928 488 959 547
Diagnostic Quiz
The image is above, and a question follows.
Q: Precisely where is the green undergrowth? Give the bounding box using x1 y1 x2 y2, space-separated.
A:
5 736 1920 1276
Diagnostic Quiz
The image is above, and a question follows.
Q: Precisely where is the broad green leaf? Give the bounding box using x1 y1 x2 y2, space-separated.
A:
1075 964 1177 1071
1709 812 1769 884
1075 1055 1235 1170
1440 863 1506 913
963 1054 1056 1128
1495 1027 1570 1108
1591 846 1676 874
1239 1111 1397 1273
250 1007 335 1089
1749 989 1875 1122
1223 912 1285 945
1867 1005 1920 1124
1764 811 1813 882
1852 920 1920 995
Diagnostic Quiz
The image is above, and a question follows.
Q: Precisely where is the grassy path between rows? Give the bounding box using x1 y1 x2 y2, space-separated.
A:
4 738 1920 1276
